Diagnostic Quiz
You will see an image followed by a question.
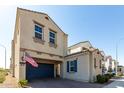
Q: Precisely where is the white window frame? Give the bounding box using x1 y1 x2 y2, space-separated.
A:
69 61 75 72
49 31 56 44
35 24 43 40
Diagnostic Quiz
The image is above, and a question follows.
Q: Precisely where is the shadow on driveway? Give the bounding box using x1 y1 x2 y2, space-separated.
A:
28 78 111 88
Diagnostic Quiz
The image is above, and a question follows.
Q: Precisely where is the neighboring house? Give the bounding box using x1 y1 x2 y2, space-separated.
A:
11 8 68 81
63 41 104 82
117 65 124 75
104 56 116 74
111 59 116 73
99 51 106 74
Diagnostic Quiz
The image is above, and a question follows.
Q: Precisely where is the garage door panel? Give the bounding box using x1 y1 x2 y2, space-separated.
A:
26 63 54 81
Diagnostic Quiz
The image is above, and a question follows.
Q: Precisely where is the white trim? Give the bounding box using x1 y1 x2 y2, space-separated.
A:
68 60 77 73
35 23 42 28
34 24 43 40
49 31 56 44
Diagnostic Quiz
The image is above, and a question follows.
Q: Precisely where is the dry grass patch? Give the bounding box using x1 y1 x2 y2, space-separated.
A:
0 68 8 83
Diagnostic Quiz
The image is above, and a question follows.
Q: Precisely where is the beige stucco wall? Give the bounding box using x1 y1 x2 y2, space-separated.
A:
13 33 20 81
11 40 15 77
19 51 26 80
68 41 92 54
12 10 21 81
91 50 103 81
69 47 82 54
12 8 68 81
63 52 90 82
19 9 67 58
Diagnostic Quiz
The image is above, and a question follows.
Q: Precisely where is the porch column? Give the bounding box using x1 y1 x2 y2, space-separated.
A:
54 64 56 78
60 63 63 78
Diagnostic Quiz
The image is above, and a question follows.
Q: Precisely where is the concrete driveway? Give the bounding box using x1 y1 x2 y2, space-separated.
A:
28 78 109 88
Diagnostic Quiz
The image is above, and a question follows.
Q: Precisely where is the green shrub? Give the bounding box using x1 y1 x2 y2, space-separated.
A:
96 74 106 84
112 73 116 76
104 75 109 82
96 74 110 84
0 68 7 83
105 73 113 79
0 76 5 83
19 80 28 87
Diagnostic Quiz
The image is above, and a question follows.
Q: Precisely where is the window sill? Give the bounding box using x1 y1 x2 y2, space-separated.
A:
68 71 76 73
49 42 57 48
33 37 45 45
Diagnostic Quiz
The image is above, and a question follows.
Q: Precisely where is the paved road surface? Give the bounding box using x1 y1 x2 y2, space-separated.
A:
104 76 124 88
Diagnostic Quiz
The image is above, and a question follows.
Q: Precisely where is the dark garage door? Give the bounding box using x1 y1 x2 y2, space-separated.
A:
26 63 54 81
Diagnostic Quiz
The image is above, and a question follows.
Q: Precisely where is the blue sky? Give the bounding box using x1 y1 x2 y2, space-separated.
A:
0 5 124 68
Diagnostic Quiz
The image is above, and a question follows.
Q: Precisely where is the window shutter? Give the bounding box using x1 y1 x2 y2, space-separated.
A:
67 61 69 72
74 60 77 72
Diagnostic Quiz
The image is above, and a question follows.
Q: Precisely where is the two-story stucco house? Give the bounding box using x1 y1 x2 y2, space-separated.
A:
63 41 104 82
11 8 104 82
11 8 68 81
103 56 116 74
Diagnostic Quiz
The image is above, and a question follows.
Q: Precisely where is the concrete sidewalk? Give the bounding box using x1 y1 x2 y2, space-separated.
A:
0 73 18 88
103 76 124 88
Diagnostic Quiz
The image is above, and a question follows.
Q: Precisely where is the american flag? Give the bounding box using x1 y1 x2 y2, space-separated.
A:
23 52 38 67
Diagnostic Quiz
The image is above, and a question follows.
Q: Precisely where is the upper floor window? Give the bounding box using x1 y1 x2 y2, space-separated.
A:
35 24 43 39
94 58 96 68
49 31 56 44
